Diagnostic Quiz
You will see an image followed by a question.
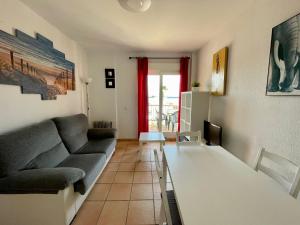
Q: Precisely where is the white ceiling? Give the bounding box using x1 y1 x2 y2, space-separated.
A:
21 0 255 52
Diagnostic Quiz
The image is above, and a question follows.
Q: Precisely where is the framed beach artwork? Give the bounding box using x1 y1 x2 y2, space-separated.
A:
0 29 75 100
211 47 228 96
266 13 300 96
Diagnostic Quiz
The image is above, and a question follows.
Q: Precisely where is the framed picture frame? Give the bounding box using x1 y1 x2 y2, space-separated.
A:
105 68 115 79
105 78 115 88
266 13 300 96
211 47 228 96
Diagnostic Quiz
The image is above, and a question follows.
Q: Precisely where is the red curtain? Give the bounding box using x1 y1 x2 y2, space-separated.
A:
137 57 149 135
178 57 190 131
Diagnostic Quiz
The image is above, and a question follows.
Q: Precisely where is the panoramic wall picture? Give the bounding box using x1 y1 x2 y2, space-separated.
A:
0 29 75 100
266 13 300 96
211 47 228 96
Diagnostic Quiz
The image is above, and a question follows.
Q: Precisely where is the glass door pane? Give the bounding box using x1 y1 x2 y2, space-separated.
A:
148 75 160 131
162 75 180 133
148 74 180 133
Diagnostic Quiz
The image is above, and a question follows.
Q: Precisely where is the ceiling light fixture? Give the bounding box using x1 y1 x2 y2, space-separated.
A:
118 0 152 12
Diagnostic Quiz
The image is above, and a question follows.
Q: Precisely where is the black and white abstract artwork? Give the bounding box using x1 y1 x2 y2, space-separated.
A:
266 13 300 96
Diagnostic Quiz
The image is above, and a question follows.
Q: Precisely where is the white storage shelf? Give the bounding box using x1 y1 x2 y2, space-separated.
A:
180 91 209 135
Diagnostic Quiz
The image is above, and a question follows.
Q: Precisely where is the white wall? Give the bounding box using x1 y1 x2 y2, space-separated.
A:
87 49 192 139
0 0 88 134
87 49 135 139
196 0 300 166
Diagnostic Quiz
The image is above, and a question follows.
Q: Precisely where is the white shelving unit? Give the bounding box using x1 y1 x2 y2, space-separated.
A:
180 91 209 135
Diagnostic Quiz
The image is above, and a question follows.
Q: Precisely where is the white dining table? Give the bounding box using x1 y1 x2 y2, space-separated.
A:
163 144 300 225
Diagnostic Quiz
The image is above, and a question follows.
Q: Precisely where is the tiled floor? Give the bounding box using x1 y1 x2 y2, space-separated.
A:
72 141 174 225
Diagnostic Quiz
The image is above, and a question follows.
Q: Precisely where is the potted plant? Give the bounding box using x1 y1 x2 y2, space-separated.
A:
192 81 200 92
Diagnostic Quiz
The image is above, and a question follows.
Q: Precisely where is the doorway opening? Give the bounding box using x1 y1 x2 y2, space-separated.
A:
148 74 180 134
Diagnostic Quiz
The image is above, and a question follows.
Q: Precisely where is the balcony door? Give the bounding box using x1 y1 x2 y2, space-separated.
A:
148 74 180 134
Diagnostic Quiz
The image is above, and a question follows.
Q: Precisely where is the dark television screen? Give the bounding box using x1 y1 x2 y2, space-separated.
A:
204 120 222 146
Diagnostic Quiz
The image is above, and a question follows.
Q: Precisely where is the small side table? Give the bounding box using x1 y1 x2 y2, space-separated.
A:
139 132 165 151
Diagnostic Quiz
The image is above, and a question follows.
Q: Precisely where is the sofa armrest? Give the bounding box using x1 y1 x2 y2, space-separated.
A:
88 128 117 139
0 167 85 194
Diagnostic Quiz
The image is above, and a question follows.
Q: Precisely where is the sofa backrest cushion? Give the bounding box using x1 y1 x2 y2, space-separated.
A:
24 142 69 170
0 120 70 178
53 114 88 153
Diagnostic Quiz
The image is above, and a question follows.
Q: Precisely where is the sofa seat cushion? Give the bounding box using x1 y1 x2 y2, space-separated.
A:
53 114 89 153
57 153 106 194
0 168 85 194
76 139 116 158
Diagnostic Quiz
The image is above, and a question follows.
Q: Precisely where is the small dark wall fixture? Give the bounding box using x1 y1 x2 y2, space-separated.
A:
105 68 115 88
0 29 75 100
106 78 115 88
105 68 115 79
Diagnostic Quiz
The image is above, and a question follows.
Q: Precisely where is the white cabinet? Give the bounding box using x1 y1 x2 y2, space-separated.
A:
180 92 209 134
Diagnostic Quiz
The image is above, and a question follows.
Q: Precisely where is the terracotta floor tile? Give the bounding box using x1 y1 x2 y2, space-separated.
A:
151 162 157 172
139 152 151 162
127 144 140 148
153 183 161 200
110 155 123 162
97 201 129 225
154 200 162 224
153 192 161 200
72 201 104 225
105 163 120 172
116 143 126 147
121 154 139 163
152 172 159 183
88 184 111 201
114 172 134 183
149 151 155 162
135 162 152 172
118 163 136 172
141 146 152 151
97 171 117 184
131 184 153 200
116 150 125 155
153 183 161 193
124 148 140 155
76 141 176 225
133 172 153 184
107 183 132 200
153 151 163 162
127 200 155 225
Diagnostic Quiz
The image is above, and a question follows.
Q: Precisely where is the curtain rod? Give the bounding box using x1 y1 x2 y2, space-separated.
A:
129 57 190 60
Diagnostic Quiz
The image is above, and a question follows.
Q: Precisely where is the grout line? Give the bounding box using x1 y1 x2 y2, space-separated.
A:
93 201 106 225
124 144 133 225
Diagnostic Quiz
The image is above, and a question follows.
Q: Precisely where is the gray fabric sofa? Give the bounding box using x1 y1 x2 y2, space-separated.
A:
0 114 116 195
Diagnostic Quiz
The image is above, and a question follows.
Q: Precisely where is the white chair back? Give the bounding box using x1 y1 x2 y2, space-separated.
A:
154 149 172 225
255 148 300 198
176 131 202 146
